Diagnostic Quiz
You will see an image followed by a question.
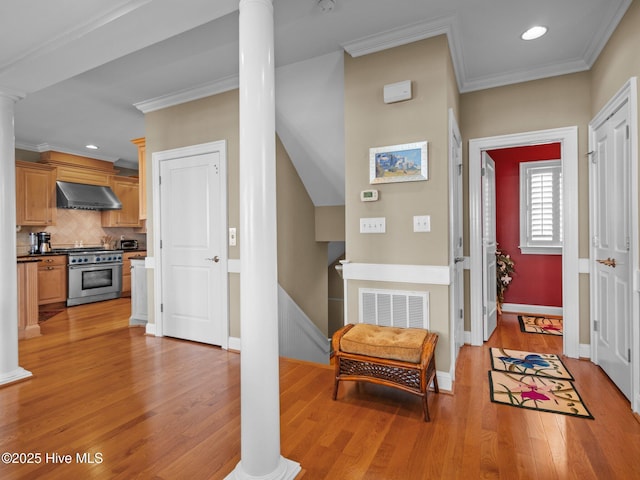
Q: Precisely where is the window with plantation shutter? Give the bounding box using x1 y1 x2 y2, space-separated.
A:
520 160 562 254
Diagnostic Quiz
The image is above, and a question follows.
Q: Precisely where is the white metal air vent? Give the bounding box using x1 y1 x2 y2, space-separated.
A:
359 288 429 329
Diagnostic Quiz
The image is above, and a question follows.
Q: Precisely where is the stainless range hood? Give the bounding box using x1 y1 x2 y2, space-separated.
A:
56 181 122 210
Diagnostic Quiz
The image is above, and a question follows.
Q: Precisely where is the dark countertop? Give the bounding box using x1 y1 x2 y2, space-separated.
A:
17 257 42 264
17 253 67 259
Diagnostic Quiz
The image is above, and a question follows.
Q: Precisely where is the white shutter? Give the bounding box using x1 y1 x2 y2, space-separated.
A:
520 160 563 254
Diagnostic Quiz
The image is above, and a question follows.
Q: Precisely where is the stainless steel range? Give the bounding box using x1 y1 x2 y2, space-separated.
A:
58 248 124 306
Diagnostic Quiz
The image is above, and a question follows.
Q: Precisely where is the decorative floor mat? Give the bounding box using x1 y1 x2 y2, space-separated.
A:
490 348 574 380
518 315 563 336
488 370 593 419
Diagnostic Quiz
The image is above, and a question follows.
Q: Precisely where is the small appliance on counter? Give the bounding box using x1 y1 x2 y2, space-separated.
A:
119 239 138 250
36 231 52 254
28 232 39 254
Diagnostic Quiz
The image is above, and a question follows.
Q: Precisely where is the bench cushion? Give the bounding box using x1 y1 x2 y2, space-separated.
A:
340 324 427 363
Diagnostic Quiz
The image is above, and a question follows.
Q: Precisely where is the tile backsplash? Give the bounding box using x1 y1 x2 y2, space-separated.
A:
17 209 146 255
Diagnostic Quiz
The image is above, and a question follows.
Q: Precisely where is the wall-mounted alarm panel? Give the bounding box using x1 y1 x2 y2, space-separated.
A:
360 189 379 202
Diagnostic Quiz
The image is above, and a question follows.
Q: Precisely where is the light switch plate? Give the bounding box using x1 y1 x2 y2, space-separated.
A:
229 227 237 246
413 215 431 232
360 217 386 234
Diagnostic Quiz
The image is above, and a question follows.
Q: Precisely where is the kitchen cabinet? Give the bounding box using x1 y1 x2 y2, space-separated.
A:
17 259 40 339
37 255 67 306
16 161 56 226
101 176 141 227
122 251 146 296
131 137 146 220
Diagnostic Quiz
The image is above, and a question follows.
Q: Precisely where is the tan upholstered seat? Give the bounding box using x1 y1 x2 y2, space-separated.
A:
332 323 439 421
340 323 427 363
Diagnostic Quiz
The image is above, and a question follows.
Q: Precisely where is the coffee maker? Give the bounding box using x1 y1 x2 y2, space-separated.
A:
36 231 52 254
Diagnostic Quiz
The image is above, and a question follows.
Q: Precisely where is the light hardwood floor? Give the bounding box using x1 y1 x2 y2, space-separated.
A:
1 301 639 479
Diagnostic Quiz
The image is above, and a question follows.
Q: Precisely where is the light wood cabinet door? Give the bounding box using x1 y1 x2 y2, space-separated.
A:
37 256 67 305
102 176 140 227
16 161 56 226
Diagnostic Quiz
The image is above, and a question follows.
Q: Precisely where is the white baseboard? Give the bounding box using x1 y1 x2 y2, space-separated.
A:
501 303 563 316
228 336 241 351
145 323 156 336
579 343 591 359
0 367 32 386
436 371 452 392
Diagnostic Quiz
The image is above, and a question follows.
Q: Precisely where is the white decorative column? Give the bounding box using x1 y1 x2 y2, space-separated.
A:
226 0 300 479
0 89 32 387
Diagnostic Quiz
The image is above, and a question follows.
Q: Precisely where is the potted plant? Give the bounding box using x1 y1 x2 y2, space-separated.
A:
496 247 515 314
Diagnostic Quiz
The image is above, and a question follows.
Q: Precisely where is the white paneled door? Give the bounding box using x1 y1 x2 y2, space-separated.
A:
591 101 632 400
158 146 227 346
450 111 465 365
482 153 498 341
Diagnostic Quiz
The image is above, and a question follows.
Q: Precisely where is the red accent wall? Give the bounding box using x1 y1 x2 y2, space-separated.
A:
488 143 563 307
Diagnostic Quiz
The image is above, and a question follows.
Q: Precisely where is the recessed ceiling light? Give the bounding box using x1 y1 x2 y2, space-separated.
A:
85 144 99 150
521 26 548 41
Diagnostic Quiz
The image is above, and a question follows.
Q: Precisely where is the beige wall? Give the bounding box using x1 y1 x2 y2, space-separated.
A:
460 73 592 340
145 89 328 337
344 35 457 373
276 136 329 334
591 0 640 114
315 206 345 242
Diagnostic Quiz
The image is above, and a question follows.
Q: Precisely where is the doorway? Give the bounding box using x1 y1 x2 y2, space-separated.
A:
151 140 229 348
469 127 579 358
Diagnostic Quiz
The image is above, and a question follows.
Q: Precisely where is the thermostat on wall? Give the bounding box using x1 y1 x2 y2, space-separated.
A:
360 189 379 202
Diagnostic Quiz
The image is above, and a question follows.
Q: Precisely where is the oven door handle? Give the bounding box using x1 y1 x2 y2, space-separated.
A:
69 263 123 269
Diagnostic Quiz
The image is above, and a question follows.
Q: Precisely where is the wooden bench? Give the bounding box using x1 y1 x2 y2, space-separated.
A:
332 323 439 422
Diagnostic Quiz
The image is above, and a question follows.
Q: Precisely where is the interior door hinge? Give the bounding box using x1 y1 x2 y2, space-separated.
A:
593 320 598 332
458 163 463 176
629 349 632 363
481 167 486 176
160 303 164 313
459 308 463 319
626 125 630 139
159 239 162 249
159 175 162 185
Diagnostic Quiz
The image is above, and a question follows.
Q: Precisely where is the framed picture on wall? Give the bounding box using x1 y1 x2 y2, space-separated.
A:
369 141 428 184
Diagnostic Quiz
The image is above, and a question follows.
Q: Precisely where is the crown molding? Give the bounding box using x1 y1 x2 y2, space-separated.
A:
134 74 239 113
14 141 119 162
341 15 454 59
583 0 632 67
460 58 591 93
0 0 151 75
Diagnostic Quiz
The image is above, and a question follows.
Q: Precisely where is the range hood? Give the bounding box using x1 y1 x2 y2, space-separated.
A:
56 181 122 210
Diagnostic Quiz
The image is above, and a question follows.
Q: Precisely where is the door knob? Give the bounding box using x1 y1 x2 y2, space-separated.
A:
596 257 616 268
205 256 220 263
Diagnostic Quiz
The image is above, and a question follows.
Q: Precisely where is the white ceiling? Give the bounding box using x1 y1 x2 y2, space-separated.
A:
3 0 631 205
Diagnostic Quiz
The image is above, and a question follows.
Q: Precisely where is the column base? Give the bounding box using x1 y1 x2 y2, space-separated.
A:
225 456 301 480
0 367 32 387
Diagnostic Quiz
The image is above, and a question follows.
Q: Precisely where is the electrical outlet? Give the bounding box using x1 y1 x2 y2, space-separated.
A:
413 215 431 232
360 217 386 234
229 227 237 246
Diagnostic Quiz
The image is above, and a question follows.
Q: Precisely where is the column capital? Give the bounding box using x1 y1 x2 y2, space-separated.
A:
0 86 26 102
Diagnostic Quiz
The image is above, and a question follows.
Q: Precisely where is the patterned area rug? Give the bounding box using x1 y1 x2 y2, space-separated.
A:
490 348 574 380
488 370 593 419
518 315 563 336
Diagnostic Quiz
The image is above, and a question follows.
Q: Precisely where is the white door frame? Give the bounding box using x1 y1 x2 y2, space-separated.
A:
469 127 579 358
448 108 463 380
151 140 229 349
589 77 639 413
